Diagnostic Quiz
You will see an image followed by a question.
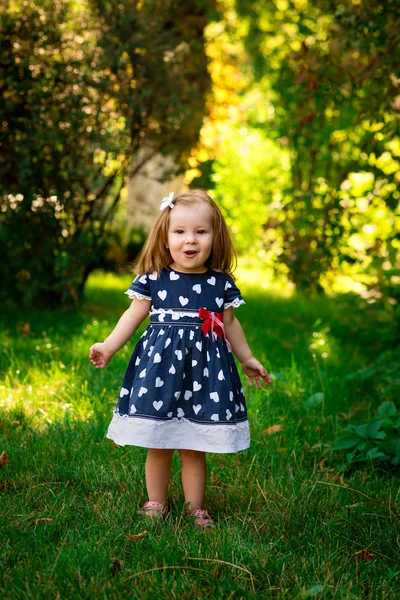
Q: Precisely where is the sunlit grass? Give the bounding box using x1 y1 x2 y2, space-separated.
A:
1 270 399 599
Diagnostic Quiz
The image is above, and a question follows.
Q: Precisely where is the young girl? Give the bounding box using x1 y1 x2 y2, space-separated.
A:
89 189 271 528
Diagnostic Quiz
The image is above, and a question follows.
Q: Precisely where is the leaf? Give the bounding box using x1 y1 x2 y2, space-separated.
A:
261 424 283 435
377 401 397 418
332 435 359 450
305 392 323 409
352 550 376 561
126 530 148 541
305 584 324 597
0 452 8 468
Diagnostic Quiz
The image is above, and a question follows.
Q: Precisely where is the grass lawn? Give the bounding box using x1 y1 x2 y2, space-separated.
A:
1 268 399 599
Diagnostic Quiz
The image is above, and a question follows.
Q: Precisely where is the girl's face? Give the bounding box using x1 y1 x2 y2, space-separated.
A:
166 203 214 273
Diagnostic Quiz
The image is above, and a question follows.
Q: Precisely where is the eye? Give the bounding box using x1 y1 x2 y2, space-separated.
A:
197 230 207 234
175 229 184 234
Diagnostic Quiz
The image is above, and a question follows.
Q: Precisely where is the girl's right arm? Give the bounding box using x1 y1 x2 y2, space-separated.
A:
89 298 151 369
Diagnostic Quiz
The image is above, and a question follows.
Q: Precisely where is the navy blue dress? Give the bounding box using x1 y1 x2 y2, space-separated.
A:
106 267 250 453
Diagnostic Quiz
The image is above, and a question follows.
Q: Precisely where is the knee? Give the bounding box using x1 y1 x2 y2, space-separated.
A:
179 449 206 464
147 448 175 461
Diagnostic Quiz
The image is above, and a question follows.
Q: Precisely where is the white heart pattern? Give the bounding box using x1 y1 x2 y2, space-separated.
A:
179 296 189 306
189 330 194 340
207 351 210 362
216 348 220 358
153 400 163 411
139 368 146 378
211 414 219 421
170 271 180 280
225 281 232 290
235 404 240 412
193 404 201 415
159 329 165 335
143 340 148 349
192 284 201 294
174 391 181 400
169 364 176 374
175 350 183 360
203 367 209 377
218 369 225 381
120 387 129 398
130 404 137 414
210 392 219 403
138 387 148 397
164 338 171 349
138 275 147 284
192 360 197 367
135 356 140 366
177 408 185 418
215 297 223 308
193 381 202 392
149 271 158 280
195 341 202 351
229 391 234 402
184 390 192 400
158 290 167 301
167 411 173 417
159 314 165 322
207 276 216 286
240 403 245 411
178 329 184 338
155 377 164 388
147 346 154 356
154 353 162 363
226 409 232 420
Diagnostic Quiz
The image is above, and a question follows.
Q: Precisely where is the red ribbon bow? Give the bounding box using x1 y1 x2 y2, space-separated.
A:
198 307 232 350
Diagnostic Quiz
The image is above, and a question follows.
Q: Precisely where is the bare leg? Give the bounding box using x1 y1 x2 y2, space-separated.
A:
145 448 175 505
178 449 207 510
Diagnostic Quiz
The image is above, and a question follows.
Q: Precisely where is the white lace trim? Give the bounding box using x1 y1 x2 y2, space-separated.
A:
111 411 249 431
224 298 245 309
106 412 250 453
125 290 152 301
149 308 199 318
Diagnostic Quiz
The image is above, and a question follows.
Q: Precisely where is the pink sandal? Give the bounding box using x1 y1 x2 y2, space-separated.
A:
188 508 216 529
137 501 168 520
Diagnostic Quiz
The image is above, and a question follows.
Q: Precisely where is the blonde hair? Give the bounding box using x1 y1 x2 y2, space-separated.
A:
133 189 237 279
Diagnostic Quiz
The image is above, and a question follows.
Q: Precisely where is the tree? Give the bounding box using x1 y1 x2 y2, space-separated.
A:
235 0 400 295
0 0 215 306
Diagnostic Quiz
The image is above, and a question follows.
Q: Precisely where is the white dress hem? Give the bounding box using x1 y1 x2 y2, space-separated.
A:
106 412 250 453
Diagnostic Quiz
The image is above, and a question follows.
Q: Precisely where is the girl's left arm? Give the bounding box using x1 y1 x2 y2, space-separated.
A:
224 307 272 389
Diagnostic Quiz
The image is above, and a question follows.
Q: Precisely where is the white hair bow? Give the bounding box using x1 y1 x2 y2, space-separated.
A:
160 192 175 211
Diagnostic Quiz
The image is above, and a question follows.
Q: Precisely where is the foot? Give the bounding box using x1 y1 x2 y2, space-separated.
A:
188 508 216 528
137 501 167 520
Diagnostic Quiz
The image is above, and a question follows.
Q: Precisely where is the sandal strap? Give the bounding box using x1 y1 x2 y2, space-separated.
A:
190 508 216 527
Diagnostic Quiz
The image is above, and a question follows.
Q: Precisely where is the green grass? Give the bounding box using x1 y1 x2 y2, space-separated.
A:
1 269 399 599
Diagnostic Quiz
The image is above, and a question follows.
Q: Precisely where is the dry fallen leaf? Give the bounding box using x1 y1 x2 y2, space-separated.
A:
352 550 376 562
261 424 283 435
126 530 148 541
0 452 8 468
11 420 22 427
29 518 53 526
18 323 31 336
319 457 328 470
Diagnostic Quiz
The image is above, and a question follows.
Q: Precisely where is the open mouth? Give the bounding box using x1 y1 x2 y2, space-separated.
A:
184 250 197 257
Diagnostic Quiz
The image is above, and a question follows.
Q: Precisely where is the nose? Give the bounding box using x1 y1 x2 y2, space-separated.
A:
185 231 196 243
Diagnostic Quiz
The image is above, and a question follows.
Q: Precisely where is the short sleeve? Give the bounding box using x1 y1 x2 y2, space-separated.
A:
125 273 152 301
224 275 245 309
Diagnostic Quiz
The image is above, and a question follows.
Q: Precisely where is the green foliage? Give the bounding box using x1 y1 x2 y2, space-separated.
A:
0 0 214 306
233 0 400 297
332 402 400 466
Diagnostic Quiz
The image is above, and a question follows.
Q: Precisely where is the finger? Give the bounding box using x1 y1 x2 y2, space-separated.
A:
256 377 262 390
249 377 254 387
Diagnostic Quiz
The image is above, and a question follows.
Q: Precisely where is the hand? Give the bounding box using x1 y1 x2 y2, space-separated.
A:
240 356 272 390
89 343 113 369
